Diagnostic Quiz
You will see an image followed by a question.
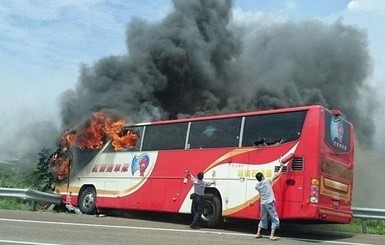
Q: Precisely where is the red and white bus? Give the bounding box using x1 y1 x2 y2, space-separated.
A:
55 105 354 226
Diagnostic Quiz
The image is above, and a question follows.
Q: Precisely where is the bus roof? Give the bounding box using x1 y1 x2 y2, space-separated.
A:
129 104 335 127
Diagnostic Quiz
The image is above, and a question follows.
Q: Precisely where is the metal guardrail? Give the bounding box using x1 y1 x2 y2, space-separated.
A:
0 187 82 214
352 207 385 233
352 207 385 220
0 187 61 205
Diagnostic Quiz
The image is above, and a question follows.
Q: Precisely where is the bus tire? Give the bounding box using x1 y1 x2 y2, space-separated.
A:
202 193 222 228
78 186 96 214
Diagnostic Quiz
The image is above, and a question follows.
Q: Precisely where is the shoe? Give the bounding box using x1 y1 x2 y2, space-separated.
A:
269 237 279 241
255 235 263 239
190 225 200 229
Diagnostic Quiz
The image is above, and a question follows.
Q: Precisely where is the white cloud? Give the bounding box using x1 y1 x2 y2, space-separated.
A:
285 0 297 11
347 0 385 13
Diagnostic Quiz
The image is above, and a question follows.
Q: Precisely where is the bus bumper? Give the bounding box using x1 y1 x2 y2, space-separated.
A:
318 207 353 223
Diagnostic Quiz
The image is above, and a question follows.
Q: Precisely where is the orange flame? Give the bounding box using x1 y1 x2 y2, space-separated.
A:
59 112 138 150
50 112 139 181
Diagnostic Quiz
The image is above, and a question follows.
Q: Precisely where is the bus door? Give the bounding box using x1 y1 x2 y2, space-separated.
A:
245 163 259 217
224 163 248 214
97 151 138 208
224 151 250 217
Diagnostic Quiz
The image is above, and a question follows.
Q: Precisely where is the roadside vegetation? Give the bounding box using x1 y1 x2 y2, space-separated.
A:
0 148 53 210
327 219 385 235
1 149 384 235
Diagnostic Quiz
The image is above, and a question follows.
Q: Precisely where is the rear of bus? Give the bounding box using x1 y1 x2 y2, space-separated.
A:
279 106 354 223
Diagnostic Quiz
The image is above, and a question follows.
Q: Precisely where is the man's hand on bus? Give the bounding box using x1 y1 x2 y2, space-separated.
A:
272 163 284 182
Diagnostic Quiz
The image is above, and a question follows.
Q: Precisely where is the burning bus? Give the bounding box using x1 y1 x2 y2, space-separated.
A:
52 105 354 227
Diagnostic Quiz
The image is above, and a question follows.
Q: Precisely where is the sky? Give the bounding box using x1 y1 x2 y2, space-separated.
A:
0 0 384 206
1 0 383 138
0 0 382 131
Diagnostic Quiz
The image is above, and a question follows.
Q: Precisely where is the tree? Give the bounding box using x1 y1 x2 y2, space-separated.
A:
0 172 22 188
29 148 54 192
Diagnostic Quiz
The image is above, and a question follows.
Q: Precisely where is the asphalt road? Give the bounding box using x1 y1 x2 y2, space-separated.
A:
0 209 384 245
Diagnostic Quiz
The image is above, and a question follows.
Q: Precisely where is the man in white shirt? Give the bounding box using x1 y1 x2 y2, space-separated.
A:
255 162 284 241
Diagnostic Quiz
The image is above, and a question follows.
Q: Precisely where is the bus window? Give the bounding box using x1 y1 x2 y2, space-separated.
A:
242 111 306 147
188 117 241 149
324 111 350 153
142 123 188 151
68 147 99 175
103 126 143 152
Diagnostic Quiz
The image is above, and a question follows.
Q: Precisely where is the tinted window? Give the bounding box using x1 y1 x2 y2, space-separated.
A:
142 123 188 151
103 126 143 152
188 118 241 149
242 111 306 147
325 111 350 153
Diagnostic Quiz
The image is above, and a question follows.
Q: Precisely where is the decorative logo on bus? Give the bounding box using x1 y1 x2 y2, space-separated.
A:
131 153 150 176
91 153 150 177
237 168 273 179
91 163 130 173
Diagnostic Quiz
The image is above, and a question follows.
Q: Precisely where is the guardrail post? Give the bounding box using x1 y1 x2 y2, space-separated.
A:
362 219 368 234
30 200 37 211
31 200 37 211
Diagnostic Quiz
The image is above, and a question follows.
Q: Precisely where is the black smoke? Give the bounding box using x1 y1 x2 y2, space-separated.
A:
60 0 376 146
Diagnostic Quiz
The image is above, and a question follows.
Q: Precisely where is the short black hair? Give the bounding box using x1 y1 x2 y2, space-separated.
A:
255 172 263 181
197 172 204 180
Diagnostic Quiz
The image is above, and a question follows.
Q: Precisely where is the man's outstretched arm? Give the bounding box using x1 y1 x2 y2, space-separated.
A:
272 163 284 182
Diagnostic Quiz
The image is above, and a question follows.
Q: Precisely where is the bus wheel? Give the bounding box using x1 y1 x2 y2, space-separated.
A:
78 186 96 215
202 193 222 227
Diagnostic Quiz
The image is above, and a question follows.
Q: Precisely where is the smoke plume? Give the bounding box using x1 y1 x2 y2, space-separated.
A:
60 0 376 146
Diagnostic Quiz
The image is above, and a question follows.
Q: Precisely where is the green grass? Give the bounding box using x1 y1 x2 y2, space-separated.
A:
0 198 31 211
323 219 385 235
